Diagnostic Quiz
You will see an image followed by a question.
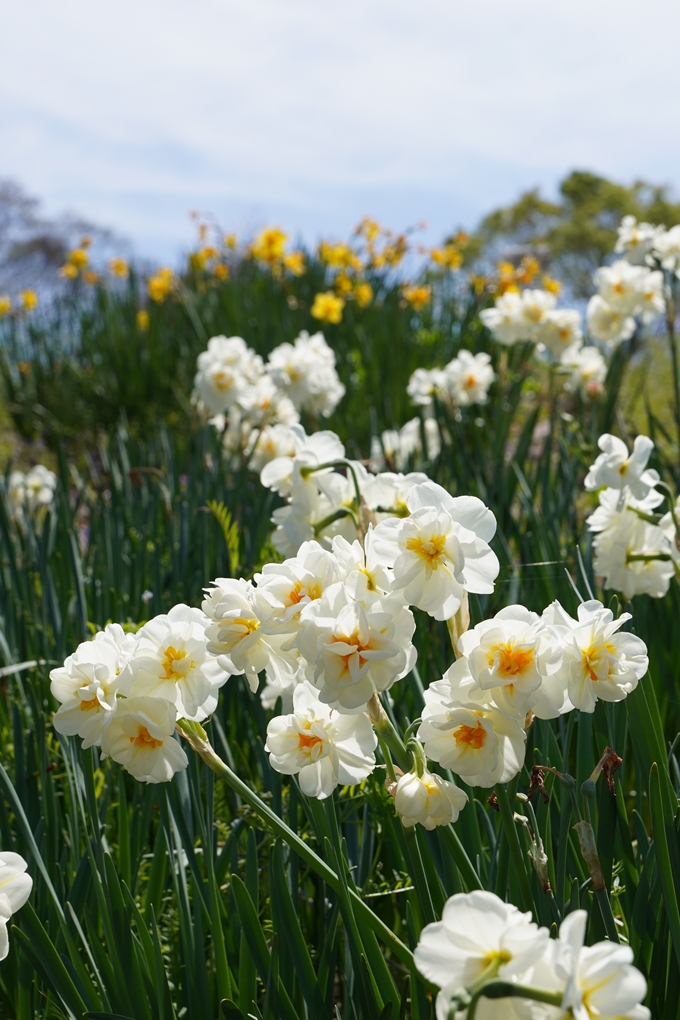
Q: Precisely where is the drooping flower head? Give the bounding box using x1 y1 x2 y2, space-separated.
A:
393 768 467 830
100 696 188 784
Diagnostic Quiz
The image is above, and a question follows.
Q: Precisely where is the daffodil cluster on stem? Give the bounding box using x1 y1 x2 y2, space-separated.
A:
50 455 648 824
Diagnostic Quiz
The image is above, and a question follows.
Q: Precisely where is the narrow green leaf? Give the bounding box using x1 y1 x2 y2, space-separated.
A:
13 905 88 1019
230 875 301 1020
269 841 326 1016
221 1001 246 1020
649 762 680 967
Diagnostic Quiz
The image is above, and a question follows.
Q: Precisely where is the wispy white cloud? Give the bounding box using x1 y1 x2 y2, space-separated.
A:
2 0 679 257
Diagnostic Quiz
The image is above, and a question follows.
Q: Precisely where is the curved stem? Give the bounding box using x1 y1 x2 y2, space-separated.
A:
366 693 411 772
655 480 680 545
465 980 563 1020
626 552 672 564
628 506 664 526
377 734 397 784
313 505 359 535
176 718 413 968
300 459 362 508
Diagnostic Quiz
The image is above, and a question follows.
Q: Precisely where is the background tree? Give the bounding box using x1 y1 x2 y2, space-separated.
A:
473 170 680 295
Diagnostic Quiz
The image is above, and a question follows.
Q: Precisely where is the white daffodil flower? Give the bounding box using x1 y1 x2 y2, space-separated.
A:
238 374 300 428
586 295 636 347
260 664 306 712
394 769 468 830
247 422 299 474
561 345 607 400
457 605 568 720
372 480 499 621
549 600 648 713
255 540 341 628
587 486 664 533
332 528 394 603
407 367 449 408
270 471 359 557
519 289 558 340
444 350 496 406
636 269 665 322
203 578 299 692
418 661 527 786
265 681 376 798
260 425 345 498
126 604 225 722
266 331 345 418
659 495 680 567
100 696 188 784
414 890 549 1000
296 583 416 711
8 465 58 517
0 852 33 961
584 434 659 499
374 418 434 471
536 309 583 359
652 225 680 276
615 215 662 266
594 260 653 317
50 624 136 748
590 506 675 600
480 291 526 346
556 910 649 1020
193 335 263 416
362 471 428 519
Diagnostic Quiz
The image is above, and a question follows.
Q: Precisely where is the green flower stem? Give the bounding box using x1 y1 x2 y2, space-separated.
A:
656 480 680 544
495 785 538 917
628 507 664 525
464 980 563 1020
300 459 362 508
176 718 413 968
445 592 470 658
377 734 397 784
373 503 410 518
366 693 411 772
313 505 359 535
626 552 673 564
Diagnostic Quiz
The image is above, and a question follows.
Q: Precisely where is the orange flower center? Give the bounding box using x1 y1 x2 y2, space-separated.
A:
406 533 447 568
161 646 192 680
288 580 322 605
79 695 100 712
330 633 369 671
131 726 163 750
494 644 535 677
454 723 487 749
213 370 234 391
298 732 323 751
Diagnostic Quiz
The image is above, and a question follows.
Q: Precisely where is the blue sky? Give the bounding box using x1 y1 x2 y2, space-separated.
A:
3 0 680 261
